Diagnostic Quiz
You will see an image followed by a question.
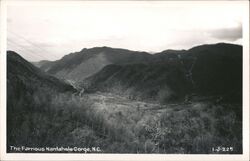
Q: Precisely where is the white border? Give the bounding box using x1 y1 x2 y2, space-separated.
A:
0 1 249 161
0 0 7 160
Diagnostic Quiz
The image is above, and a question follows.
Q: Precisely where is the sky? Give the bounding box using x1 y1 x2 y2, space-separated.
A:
6 1 245 62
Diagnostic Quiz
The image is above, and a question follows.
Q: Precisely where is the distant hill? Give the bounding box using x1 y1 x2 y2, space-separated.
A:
32 60 52 68
81 43 242 103
33 43 242 103
153 49 186 61
37 47 153 82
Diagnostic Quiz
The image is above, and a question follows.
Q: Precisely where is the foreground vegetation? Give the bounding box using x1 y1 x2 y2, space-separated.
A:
7 88 242 153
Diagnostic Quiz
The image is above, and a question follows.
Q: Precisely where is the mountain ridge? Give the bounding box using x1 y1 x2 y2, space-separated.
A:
80 43 242 103
34 42 241 83
36 46 153 81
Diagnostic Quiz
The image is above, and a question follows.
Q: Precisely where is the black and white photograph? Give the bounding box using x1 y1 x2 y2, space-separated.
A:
0 0 249 160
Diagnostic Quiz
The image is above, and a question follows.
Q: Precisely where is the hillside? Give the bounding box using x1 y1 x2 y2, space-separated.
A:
7 51 78 150
83 63 191 103
39 47 153 82
7 51 75 94
82 43 242 103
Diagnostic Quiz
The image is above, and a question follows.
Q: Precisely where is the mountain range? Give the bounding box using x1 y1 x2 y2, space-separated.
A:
33 43 242 103
37 47 153 82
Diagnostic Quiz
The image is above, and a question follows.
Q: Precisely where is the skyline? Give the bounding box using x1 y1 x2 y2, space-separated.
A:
7 1 244 61
7 42 242 63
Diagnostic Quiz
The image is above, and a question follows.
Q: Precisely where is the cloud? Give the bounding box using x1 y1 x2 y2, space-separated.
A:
6 2 245 61
208 24 242 41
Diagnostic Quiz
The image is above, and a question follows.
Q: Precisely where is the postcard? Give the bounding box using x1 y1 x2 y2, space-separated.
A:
0 0 249 160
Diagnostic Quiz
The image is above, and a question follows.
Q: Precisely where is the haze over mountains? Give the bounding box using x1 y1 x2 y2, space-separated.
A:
34 43 242 103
